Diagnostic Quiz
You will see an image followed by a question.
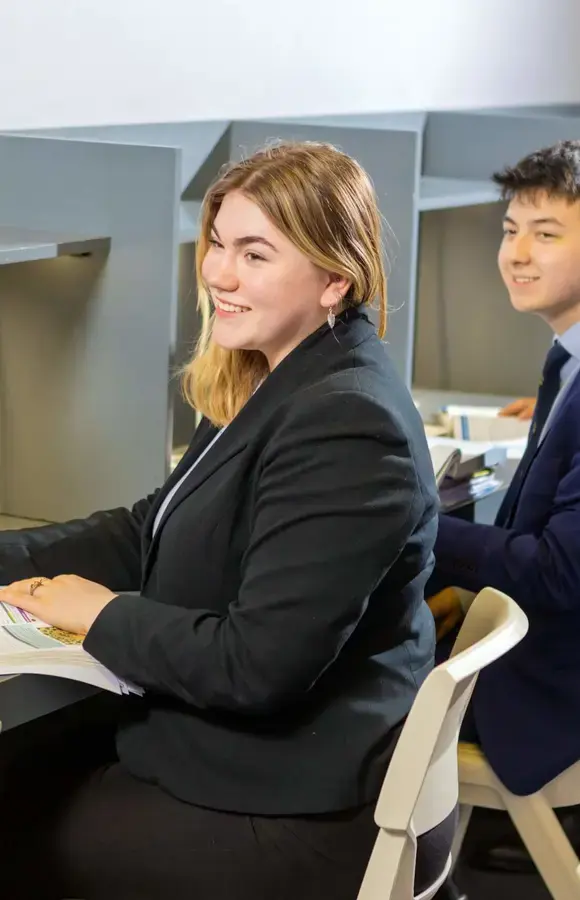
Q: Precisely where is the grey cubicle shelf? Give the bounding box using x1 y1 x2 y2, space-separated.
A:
0 226 110 265
0 134 181 523
418 176 501 211
179 201 202 243
180 172 500 227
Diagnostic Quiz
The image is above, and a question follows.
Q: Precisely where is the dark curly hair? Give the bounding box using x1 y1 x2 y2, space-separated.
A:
493 140 580 201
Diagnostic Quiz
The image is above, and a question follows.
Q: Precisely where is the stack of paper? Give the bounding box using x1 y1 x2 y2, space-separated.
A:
0 600 143 695
443 405 530 442
427 435 526 463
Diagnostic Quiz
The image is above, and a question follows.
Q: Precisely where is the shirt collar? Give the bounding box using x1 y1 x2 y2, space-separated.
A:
556 321 580 364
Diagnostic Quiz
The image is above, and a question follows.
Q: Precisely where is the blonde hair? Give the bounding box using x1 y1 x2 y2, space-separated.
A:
183 141 388 426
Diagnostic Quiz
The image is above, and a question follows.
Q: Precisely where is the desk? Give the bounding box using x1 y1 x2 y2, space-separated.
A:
0 674 99 733
442 459 518 526
0 678 120 787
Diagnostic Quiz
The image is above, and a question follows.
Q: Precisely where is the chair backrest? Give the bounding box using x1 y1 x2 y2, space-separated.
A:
357 587 528 900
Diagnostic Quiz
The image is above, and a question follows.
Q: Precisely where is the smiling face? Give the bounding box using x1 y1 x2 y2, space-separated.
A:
498 190 580 334
201 191 349 370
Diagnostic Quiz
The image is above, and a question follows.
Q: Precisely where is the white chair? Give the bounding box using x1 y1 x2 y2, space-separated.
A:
454 745 580 900
357 587 528 900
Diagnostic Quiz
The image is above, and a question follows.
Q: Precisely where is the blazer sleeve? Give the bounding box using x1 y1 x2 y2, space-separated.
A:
0 492 158 590
434 449 580 613
83 389 429 713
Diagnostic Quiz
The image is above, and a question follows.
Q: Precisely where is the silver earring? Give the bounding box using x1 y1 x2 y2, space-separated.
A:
328 294 342 329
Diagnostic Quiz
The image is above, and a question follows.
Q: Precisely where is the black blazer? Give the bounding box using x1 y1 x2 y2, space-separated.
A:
0 310 438 815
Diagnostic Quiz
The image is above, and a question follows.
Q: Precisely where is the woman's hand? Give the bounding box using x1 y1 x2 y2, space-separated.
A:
1 575 118 635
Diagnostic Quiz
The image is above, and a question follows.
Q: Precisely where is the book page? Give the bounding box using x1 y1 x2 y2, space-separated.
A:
428 444 461 487
0 600 143 695
426 435 526 461
0 601 84 651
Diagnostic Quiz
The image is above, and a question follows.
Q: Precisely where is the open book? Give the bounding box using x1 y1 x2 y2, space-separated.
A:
428 436 522 487
0 600 142 695
429 443 462 487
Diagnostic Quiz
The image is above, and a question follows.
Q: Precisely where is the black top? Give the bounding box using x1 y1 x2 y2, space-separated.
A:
0 310 438 815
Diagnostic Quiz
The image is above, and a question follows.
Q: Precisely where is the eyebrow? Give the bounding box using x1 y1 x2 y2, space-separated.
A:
211 226 278 252
503 215 565 228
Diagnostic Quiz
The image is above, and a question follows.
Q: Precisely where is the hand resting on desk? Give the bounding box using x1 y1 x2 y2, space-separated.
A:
1 575 118 636
499 397 536 420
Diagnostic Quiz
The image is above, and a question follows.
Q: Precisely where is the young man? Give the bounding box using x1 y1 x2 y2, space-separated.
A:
431 140 580 894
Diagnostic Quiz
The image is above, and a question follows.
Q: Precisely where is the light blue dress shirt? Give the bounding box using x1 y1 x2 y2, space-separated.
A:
559 321 580 386
540 321 580 442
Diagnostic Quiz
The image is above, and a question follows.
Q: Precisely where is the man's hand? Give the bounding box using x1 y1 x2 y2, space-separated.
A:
498 397 536 420
427 587 464 640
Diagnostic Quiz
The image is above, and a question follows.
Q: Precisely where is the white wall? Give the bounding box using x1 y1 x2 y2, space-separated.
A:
1 0 579 129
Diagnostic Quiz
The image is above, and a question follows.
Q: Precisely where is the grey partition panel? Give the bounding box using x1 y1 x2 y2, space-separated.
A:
172 242 199 448
229 122 422 383
264 113 427 132
413 203 550 396
0 135 180 522
411 110 580 398
13 121 230 195
423 112 580 179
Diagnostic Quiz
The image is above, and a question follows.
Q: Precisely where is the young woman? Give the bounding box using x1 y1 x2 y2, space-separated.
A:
0 141 450 899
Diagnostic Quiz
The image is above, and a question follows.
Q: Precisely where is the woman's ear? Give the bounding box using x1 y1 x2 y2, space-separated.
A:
320 275 352 310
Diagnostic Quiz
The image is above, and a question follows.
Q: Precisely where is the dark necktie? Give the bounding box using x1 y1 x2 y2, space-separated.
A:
495 341 571 527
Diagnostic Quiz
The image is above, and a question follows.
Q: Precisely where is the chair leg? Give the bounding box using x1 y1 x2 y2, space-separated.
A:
502 791 580 900
450 805 473 873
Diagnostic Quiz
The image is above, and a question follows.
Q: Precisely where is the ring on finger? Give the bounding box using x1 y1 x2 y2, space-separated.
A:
29 578 46 597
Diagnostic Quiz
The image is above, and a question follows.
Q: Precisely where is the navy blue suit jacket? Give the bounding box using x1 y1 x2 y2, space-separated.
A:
435 371 580 795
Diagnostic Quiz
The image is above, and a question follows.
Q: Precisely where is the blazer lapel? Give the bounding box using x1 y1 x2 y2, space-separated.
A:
140 420 217 560
499 367 580 527
143 419 249 572
142 377 282 580
538 363 580 448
